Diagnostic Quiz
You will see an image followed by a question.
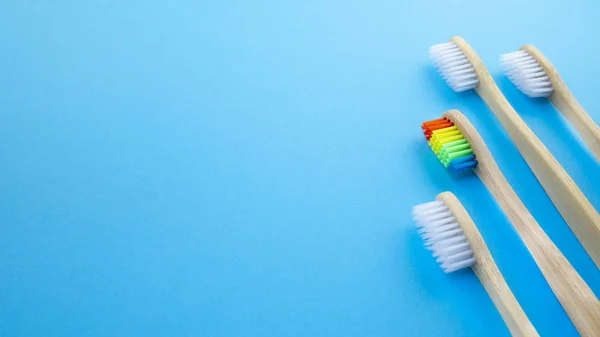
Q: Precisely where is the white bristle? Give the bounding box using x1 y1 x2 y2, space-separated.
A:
430 42 479 92
501 50 554 98
413 199 476 273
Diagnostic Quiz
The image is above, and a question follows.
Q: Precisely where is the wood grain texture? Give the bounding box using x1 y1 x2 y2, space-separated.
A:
449 36 600 271
444 109 600 337
437 191 539 337
521 44 600 163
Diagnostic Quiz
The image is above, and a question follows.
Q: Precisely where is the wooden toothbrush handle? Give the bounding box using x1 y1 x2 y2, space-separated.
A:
549 90 600 162
444 110 600 336
476 162 600 336
438 192 539 337
451 36 600 269
476 82 600 269
473 264 539 337
521 45 600 163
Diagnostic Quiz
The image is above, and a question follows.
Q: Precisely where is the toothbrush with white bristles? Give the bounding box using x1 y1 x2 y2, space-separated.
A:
413 191 539 336
501 45 600 162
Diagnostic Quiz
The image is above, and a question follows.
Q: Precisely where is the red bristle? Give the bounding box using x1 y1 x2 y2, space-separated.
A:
424 117 449 124
423 121 453 133
422 117 446 125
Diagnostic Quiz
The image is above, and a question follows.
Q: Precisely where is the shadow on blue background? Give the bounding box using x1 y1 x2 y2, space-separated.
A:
2 0 600 336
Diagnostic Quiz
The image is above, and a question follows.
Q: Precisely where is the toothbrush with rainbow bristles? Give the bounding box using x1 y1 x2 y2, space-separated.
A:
429 36 600 273
420 109 600 336
501 45 600 162
422 117 478 172
414 191 539 336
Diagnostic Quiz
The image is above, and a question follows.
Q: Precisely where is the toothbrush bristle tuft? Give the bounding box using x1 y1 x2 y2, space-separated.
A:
421 117 478 172
413 199 476 273
430 42 479 92
501 50 553 98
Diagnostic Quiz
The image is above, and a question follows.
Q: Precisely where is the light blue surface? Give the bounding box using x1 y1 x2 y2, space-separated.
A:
2 1 600 336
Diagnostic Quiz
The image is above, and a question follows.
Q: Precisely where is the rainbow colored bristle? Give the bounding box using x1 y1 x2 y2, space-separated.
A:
421 117 478 173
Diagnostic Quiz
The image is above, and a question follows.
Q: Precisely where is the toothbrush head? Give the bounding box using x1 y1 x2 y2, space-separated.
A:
413 197 476 273
421 116 478 173
430 40 479 92
501 49 554 98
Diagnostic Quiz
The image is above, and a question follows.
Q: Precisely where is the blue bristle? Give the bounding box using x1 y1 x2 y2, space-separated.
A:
449 160 478 172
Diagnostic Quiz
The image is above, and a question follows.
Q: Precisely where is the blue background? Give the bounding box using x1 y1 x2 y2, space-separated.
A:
2 1 600 336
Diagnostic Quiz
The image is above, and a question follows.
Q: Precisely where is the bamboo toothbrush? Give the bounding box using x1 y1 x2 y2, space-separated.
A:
421 109 600 336
429 36 600 271
414 191 539 337
501 45 600 162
